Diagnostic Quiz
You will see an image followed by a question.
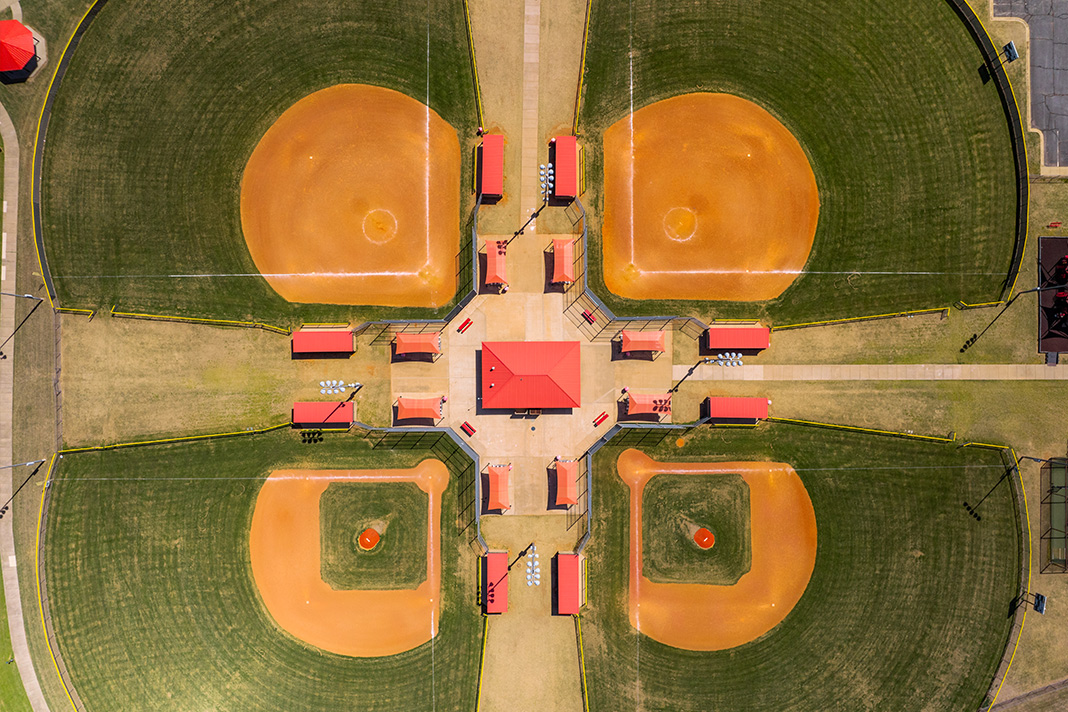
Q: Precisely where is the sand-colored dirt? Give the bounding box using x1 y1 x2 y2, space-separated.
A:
602 93 820 301
616 449 817 651
240 84 460 307
249 460 448 657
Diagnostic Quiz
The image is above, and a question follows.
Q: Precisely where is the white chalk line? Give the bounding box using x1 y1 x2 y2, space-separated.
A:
53 271 421 278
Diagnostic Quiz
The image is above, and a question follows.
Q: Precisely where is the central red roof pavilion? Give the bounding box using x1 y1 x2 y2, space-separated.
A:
481 341 581 409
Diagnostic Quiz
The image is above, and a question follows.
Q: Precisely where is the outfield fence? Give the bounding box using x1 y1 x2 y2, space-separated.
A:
109 306 290 335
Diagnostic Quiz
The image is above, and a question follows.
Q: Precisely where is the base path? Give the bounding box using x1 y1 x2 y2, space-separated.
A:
676 363 1068 381
249 460 448 657
617 449 817 651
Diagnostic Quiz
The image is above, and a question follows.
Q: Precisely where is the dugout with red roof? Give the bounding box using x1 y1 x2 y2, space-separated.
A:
292 401 353 426
291 329 354 356
705 396 769 424
482 552 509 614
478 134 504 198
555 553 583 615
550 136 578 199
706 324 770 351
481 341 581 409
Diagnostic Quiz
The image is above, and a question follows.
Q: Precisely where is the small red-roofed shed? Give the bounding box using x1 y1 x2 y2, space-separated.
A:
478 134 504 198
482 551 509 614
705 396 769 425
292 401 354 427
482 341 581 409
706 324 770 352
0 21 35 73
395 397 443 423
484 239 508 286
620 330 665 354
552 238 576 284
485 465 511 511
554 459 579 507
291 329 354 356
627 393 672 417
550 136 579 200
555 553 583 615
394 332 442 355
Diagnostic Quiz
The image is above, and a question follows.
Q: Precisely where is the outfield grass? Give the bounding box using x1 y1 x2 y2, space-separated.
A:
42 430 481 711
319 481 428 591
582 424 1020 711
641 473 751 586
579 0 1017 324
41 0 478 323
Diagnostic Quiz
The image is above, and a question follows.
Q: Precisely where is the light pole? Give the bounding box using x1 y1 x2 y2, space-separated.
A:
0 292 45 358
0 460 48 519
670 357 713 393
961 283 1066 352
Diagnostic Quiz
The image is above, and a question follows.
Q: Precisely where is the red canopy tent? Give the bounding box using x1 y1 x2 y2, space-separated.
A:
478 134 504 198
483 551 509 613
620 330 665 353
0 21 34 73
555 460 579 507
705 396 769 423
481 341 581 409
291 329 353 355
395 396 443 422
486 465 511 511
292 401 354 426
394 332 442 355
484 239 508 285
627 393 672 416
706 324 770 351
555 553 583 615
551 136 579 199
552 238 575 283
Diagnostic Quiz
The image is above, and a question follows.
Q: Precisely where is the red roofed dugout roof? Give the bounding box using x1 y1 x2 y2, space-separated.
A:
706 396 769 421
479 134 504 197
291 329 353 355
556 553 582 615
706 325 770 351
292 401 353 425
483 552 508 614
482 341 581 409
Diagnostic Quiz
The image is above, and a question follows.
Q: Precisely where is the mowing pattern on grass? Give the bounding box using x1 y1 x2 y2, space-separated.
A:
641 473 750 586
583 425 1020 711
580 0 1017 323
41 0 477 322
43 432 481 711
319 481 428 591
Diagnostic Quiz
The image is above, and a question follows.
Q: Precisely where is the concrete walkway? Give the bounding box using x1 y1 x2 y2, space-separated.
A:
675 362 1068 381
519 0 542 230
0 99 49 710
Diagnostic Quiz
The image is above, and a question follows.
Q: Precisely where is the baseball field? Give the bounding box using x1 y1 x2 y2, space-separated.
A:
40 0 478 322
581 0 1018 321
41 432 482 710
582 424 1020 710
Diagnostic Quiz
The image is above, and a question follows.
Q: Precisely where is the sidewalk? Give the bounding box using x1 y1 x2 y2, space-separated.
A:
674 363 1068 381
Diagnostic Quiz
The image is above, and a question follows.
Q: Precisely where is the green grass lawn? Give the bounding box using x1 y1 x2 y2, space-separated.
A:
641 473 751 586
582 423 1020 711
41 0 478 323
42 430 481 711
319 481 428 591
579 0 1018 324
0 581 32 712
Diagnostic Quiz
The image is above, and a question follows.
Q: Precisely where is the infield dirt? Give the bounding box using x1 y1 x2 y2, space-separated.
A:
249 460 448 657
617 449 817 650
240 84 460 307
602 93 819 301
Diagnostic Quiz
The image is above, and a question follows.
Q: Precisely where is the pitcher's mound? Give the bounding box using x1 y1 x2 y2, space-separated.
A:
240 84 460 307
603 93 819 301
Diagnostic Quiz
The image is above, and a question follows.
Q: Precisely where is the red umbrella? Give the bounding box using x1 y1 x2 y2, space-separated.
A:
0 20 34 72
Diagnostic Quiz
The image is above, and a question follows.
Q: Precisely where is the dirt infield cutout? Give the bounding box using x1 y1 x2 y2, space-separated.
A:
240 84 460 307
602 93 819 301
617 449 817 651
249 460 448 657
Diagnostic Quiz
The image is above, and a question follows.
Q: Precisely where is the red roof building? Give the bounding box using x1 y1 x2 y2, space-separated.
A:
552 238 576 283
292 401 354 426
551 136 579 199
394 332 442 355
486 465 511 511
555 553 583 615
0 21 34 73
620 330 665 353
481 341 581 409
627 393 672 417
395 397 443 422
478 134 504 198
705 396 769 424
485 239 508 286
706 324 770 351
291 329 354 355
483 551 509 614
555 460 579 507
